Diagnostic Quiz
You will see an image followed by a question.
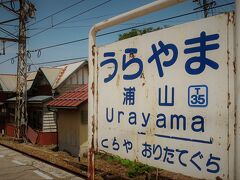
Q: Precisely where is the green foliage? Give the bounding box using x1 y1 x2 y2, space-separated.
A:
127 163 153 178
118 27 161 40
101 153 155 177
105 155 114 163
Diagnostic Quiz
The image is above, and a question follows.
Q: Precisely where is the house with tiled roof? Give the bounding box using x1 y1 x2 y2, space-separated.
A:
29 60 88 96
26 60 88 145
0 72 37 136
52 61 88 94
47 84 88 157
4 60 88 145
0 74 17 133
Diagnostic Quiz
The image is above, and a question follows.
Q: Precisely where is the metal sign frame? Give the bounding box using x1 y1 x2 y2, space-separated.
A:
235 0 240 179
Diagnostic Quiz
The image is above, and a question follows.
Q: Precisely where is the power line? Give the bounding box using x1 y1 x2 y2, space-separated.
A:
0 26 18 39
1 0 87 31
0 1 19 38
1 6 120 51
28 57 38 71
26 34 38 71
1 0 112 52
28 1 234 53
28 0 86 27
0 55 17 64
0 0 19 15
2 3 123 38
0 23 18 27
28 56 87 66
27 22 147 31
62 11 127 24
28 37 87 52
0 1 234 65
30 0 113 38
0 0 87 52
0 17 18 25
0 42 16 51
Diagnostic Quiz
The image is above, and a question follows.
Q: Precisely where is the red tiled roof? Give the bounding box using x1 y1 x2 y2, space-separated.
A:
47 84 88 108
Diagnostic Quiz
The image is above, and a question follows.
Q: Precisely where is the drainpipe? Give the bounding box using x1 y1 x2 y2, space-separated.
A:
88 0 186 179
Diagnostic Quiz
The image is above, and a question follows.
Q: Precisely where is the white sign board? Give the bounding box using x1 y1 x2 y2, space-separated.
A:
96 14 234 179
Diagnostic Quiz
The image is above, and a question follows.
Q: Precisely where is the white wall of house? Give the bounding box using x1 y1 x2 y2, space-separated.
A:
57 65 88 94
57 102 88 157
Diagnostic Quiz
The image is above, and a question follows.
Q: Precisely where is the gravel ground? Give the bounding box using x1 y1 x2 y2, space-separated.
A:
0 136 203 180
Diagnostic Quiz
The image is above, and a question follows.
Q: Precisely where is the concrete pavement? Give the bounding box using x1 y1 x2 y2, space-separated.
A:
0 145 84 180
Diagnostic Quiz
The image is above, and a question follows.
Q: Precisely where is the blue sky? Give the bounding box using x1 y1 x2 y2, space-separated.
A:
0 0 235 74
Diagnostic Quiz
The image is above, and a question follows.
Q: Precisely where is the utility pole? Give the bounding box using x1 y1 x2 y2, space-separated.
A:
0 0 35 139
14 0 35 139
15 0 27 139
202 0 208 18
193 0 216 18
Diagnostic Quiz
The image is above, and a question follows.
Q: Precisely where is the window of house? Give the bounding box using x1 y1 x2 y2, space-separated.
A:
28 110 42 130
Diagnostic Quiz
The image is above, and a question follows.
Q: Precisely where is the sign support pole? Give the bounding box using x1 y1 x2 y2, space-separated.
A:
235 0 240 179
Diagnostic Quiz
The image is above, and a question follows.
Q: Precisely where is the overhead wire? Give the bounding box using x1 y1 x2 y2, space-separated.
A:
27 56 88 66
28 0 86 27
0 55 17 64
30 0 113 38
28 58 38 71
27 23 151 31
0 1 235 66
0 27 18 40
1 0 88 51
0 23 18 27
28 1 234 53
28 22 148 31
62 11 128 24
26 37 38 71
0 0 20 48
26 1 235 67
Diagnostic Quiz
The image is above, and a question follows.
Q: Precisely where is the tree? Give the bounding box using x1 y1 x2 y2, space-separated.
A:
118 27 161 40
